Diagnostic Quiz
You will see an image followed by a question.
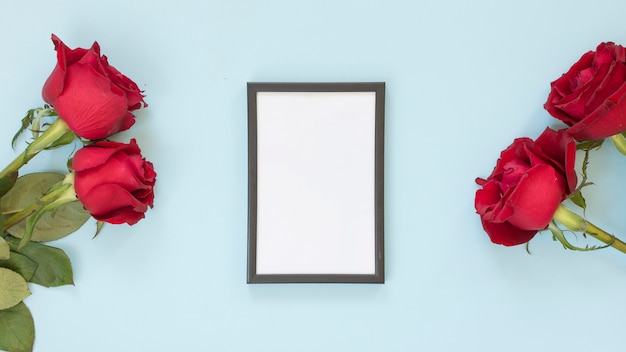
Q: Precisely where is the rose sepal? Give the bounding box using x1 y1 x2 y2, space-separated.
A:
552 205 587 232
12 106 57 148
23 118 74 160
609 132 626 156
93 221 105 238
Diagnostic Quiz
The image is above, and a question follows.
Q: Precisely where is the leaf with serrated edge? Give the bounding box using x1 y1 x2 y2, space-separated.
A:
0 268 31 310
5 236 73 287
0 302 35 352
1 172 90 242
0 251 38 282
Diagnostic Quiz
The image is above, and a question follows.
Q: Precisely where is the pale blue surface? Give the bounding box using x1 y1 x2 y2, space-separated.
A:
2 1 626 351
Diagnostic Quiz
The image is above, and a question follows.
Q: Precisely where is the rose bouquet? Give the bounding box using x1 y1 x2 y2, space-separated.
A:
475 42 626 254
0 35 156 352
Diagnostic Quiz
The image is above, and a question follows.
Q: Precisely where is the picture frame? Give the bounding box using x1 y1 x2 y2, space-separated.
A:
247 82 385 283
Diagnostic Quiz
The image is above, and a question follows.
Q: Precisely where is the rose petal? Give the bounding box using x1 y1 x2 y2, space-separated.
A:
72 139 141 171
504 165 564 230
565 95 626 140
74 157 147 196
475 180 504 215
534 128 577 193
93 206 146 225
79 183 148 218
481 220 538 246
53 65 131 139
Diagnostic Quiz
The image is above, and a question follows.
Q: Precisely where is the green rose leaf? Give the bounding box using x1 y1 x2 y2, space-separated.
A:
0 171 18 198
0 251 38 282
5 236 73 287
0 302 35 352
0 268 31 310
1 172 90 242
0 237 10 260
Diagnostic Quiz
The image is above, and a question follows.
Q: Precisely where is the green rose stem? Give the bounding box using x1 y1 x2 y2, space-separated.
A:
2 203 38 230
552 204 626 254
0 118 71 181
609 133 626 156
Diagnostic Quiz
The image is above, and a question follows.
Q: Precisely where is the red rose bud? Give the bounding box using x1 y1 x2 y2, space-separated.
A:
72 139 156 225
42 34 147 140
474 128 577 246
544 42 626 141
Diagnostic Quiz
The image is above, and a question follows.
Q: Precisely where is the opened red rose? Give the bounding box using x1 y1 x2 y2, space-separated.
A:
42 34 146 140
544 42 626 141
475 128 577 246
72 139 156 225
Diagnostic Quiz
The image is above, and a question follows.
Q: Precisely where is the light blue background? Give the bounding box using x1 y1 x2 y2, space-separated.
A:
2 1 626 351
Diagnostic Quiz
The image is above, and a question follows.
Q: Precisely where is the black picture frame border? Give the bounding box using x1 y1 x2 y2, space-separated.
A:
247 82 385 284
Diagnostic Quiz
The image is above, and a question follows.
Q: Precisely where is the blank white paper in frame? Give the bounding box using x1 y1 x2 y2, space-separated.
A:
247 82 385 284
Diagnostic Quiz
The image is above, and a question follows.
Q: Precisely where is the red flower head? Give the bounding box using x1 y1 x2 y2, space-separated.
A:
545 42 626 141
42 34 147 140
475 128 577 246
72 139 156 225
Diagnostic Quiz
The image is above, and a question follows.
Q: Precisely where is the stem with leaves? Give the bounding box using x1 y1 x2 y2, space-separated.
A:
551 204 626 254
0 117 72 181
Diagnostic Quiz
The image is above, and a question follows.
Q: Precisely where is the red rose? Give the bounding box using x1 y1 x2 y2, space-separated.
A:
72 139 156 225
544 42 626 141
42 34 147 140
475 128 577 246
